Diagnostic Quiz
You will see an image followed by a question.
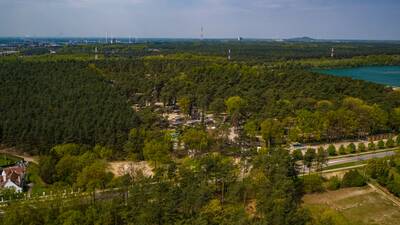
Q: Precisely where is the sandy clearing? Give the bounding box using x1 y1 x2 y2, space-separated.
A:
107 161 153 177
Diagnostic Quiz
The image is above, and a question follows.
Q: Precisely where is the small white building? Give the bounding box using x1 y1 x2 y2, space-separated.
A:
0 163 27 193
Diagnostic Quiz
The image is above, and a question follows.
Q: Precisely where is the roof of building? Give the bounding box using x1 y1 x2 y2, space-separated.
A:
0 164 26 188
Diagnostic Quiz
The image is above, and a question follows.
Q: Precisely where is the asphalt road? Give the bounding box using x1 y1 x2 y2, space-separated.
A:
326 150 396 166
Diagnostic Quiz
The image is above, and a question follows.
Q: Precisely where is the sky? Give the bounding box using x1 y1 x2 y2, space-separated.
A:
0 0 399 40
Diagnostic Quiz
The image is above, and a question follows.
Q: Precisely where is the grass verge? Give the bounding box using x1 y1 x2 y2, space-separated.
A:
323 161 365 171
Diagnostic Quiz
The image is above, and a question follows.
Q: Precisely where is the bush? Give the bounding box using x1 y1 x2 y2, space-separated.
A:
327 144 336 156
378 140 385 149
303 174 325 193
342 170 366 187
396 135 400 146
346 143 356 154
338 145 346 155
368 141 376 151
386 137 395 148
357 143 366 152
292 149 303 161
326 176 341 191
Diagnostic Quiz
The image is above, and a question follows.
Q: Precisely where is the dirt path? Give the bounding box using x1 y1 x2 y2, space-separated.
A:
0 146 38 164
368 182 400 207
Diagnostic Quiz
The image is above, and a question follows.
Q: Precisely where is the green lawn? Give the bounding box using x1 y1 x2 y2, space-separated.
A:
304 187 400 225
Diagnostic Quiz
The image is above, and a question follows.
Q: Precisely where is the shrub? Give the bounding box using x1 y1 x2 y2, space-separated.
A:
378 140 385 149
357 143 366 152
326 176 341 191
292 149 303 161
368 141 376 151
342 170 366 187
396 135 400 146
386 137 395 148
303 174 325 193
346 143 356 154
339 145 346 155
327 144 336 156
387 175 400 197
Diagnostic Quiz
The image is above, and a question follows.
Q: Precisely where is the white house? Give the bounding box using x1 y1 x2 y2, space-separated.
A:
0 163 26 193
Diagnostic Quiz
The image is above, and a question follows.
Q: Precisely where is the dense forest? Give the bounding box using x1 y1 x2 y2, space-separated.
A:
1 55 400 153
97 57 400 142
0 60 139 154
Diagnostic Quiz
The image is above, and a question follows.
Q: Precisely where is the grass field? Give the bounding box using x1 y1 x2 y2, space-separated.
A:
303 186 400 225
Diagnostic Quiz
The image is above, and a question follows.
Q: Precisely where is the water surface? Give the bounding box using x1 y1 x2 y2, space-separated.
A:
316 66 400 87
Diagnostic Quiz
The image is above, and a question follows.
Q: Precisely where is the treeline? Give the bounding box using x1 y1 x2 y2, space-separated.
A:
366 153 400 196
1 149 315 225
58 41 400 62
152 41 400 62
0 60 139 154
302 170 366 194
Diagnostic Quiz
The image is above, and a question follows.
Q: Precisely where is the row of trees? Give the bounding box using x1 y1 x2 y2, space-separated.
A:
325 137 399 156
292 136 400 162
302 170 366 194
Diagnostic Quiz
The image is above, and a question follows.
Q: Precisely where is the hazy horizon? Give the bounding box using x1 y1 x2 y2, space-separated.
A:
1 0 400 40
1 36 400 42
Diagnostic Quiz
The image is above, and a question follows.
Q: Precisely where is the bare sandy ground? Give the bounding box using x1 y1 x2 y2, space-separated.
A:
107 161 153 177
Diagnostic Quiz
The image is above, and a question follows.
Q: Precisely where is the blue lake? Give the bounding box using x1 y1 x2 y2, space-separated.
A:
315 66 400 87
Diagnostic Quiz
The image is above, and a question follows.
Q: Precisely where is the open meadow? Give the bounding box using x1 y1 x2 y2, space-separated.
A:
304 187 400 225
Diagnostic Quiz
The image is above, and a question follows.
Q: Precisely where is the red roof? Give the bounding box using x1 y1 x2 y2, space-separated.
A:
0 165 26 188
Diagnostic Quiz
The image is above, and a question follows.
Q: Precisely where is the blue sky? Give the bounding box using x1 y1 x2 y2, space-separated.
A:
0 0 399 39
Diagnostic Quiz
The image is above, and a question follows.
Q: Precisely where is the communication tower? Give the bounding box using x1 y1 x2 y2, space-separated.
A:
95 47 98 60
